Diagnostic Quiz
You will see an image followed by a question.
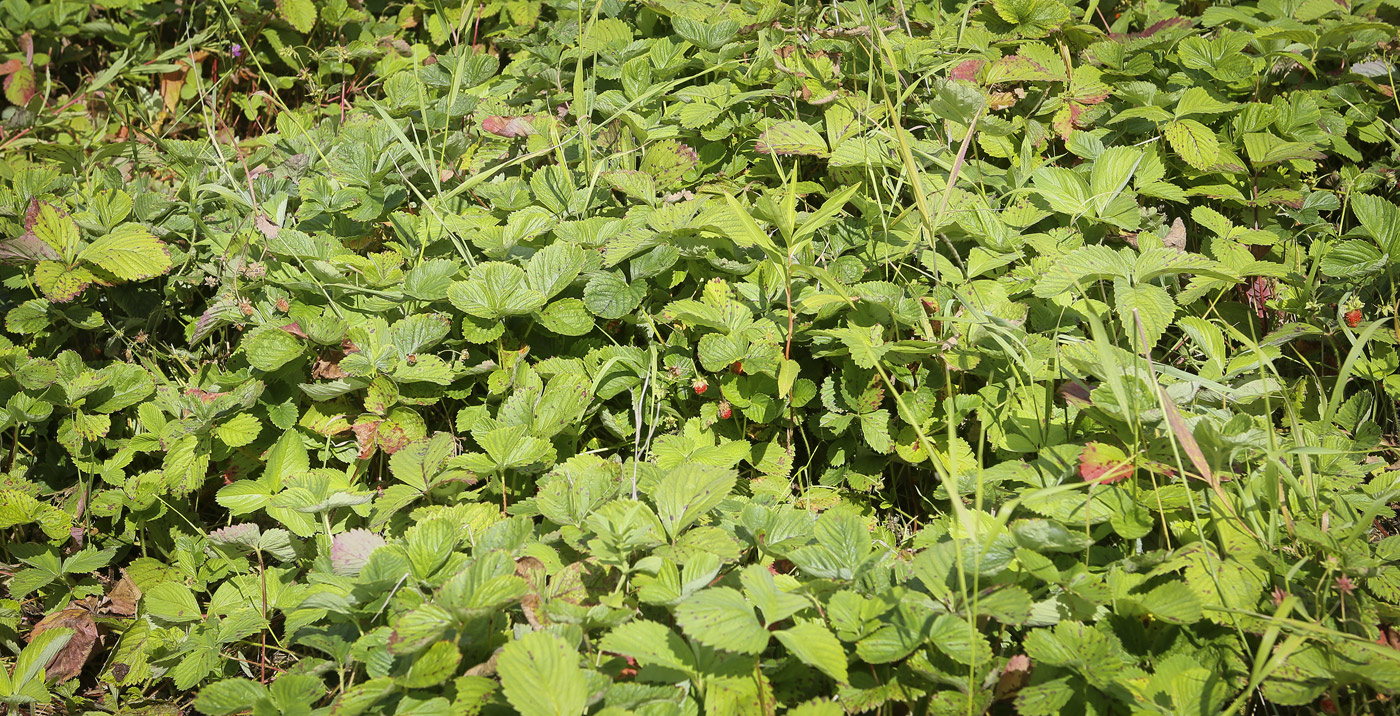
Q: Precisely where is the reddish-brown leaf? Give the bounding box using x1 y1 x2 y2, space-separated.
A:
29 608 99 683
1078 442 1132 485
104 573 142 617
482 115 536 138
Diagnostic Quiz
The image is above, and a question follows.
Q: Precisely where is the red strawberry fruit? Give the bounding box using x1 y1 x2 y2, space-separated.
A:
718 401 732 419
730 361 743 374
1345 309 1362 327
693 378 708 394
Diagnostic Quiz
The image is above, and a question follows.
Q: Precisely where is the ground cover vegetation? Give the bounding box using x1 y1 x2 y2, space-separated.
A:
2 0 1400 713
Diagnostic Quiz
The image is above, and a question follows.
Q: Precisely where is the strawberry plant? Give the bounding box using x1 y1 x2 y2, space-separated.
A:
3 0 1400 714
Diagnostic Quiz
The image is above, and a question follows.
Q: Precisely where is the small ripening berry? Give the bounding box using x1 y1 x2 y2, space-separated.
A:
730 361 743 374
1345 309 1362 327
718 401 732 419
693 378 708 395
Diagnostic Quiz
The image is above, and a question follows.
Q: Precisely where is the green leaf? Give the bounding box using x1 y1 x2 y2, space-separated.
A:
675 587 770 655
582 271 644 319
6 299 51 334
1174 87 1239 118
30 202 80 259
740 564 808 625
992 0 1070 37
276 0 317 32
497 631 588 716
478 426 552 470
15 627 74 688
598 620 696 675
1352 193 1400 255
1163 120 1219 171
164 434 212 495
33 261 94 302
449 263 548 319
214 414 262 447
1321 240 1386 278
398 641 461 688
526 241 586 299
196 679 272 716
78 224 172 280
1032 245 1133 297
755 121 828 157
1115 281 1175 349
535 298 594 336
775 622 848 683
403 259 459 300
652 464 737 539
1141 580 1202 625
243 326 304 372
145 582 201 622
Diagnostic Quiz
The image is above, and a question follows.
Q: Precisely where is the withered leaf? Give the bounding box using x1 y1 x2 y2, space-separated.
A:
105 573 142 617
482 115 535 138
30 607 99 683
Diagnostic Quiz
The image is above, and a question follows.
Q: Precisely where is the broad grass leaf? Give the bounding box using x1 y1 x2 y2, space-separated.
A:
497 631 588 716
